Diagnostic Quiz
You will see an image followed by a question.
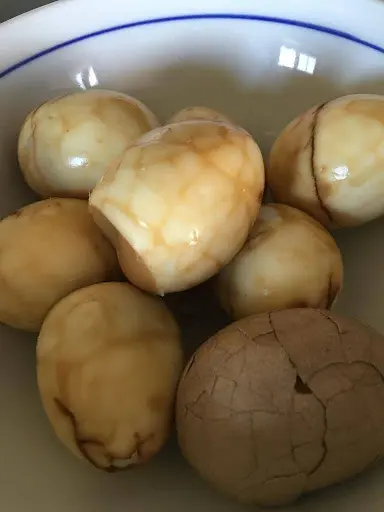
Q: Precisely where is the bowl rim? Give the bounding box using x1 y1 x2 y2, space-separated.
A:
0 0 383 80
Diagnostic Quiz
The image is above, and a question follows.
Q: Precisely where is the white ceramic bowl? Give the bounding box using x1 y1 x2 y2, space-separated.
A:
1 0 384 510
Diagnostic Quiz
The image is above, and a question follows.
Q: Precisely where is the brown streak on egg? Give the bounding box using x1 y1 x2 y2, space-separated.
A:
53 397 106 470
310 103 333 225
54 397 142 472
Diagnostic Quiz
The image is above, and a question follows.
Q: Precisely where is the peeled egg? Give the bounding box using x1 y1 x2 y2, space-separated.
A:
90 120 265 295
37 282 183 470
168 106 233 125
216 203 343 320
268 94 384 228
0 198 121 331
18 89 159 198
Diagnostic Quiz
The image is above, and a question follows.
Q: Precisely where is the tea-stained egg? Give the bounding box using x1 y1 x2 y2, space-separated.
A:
177 309 384 507
268 94 384 228
0 198 120 331
90 120 265 295
216 204 343 319
18 89 159 198
37 282 183 470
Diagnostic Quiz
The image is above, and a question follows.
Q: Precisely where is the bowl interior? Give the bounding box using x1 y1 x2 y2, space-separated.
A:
1 9 384 512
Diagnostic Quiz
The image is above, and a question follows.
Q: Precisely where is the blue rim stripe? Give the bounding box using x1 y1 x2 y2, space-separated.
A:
1 13 384 80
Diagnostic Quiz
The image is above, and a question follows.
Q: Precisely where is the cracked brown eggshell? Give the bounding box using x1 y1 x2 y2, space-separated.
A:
0 198 121 331
268 94 384 228
18 89 159 198
216 203 343 320
89 120 265 295
176 309 384 507
37 282 183 471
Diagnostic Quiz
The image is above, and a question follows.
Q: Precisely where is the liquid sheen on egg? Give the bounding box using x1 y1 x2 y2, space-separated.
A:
18 89 159 198
268 94 384 228
90 120 265 294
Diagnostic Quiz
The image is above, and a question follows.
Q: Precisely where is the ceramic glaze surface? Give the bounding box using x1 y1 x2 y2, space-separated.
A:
1 1 384 511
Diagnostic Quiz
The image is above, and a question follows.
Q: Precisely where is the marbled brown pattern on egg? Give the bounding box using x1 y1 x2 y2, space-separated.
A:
90 120 265 295
18 89 159 198
37 282 183 471
216 203 343 320
268 94 384 228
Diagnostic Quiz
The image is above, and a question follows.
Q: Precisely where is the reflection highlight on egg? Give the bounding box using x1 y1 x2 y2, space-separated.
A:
68 156 88 169
90 120 265 295
18 89 160 198
332 165 349 181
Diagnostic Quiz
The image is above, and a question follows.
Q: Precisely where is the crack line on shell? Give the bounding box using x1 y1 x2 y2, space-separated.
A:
313 369 384 407
310 103 333 224
318 309 349 363
318 310 376 367
241 469 306 493
306 360 384 389
303 393 328 477
318 309 343 334
235 326 254 342
239 471 307 508
184 406 231 422
268 314 384 484
186 389 207 409
235 326 275 343
268 313 327 482
185 402 285 419
220 343 248 365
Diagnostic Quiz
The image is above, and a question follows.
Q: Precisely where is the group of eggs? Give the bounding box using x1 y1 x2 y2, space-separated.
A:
2 89 384 507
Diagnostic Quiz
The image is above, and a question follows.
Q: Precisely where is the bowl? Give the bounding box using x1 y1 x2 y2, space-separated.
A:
1 0 384 511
